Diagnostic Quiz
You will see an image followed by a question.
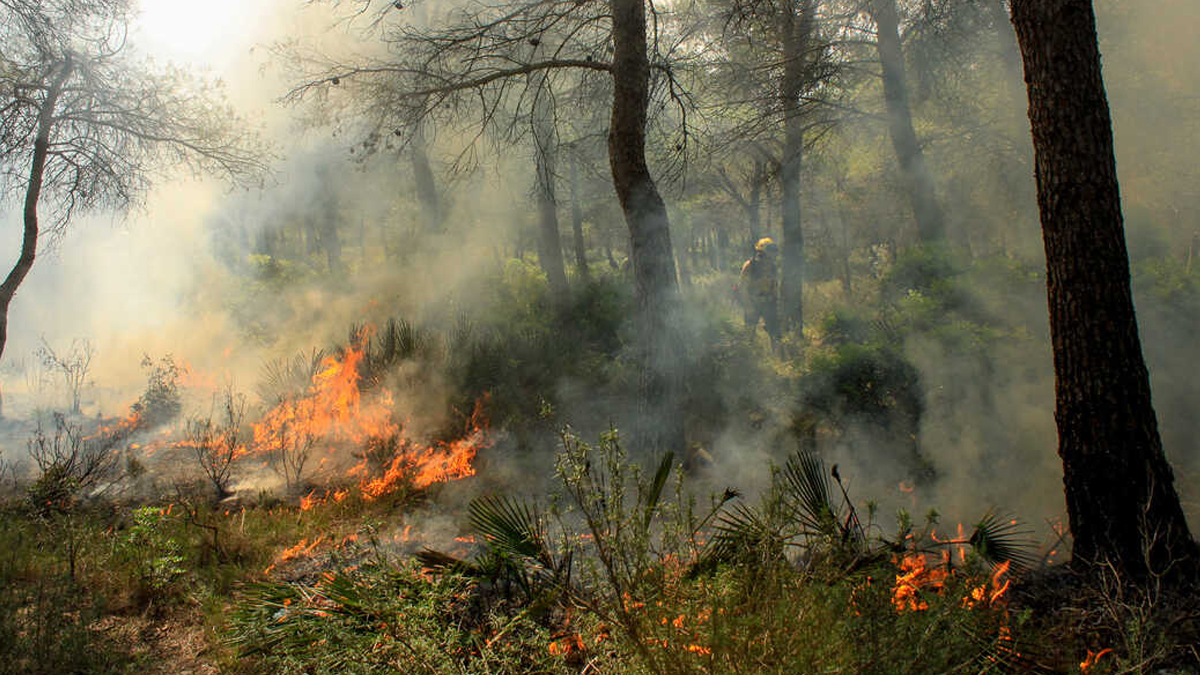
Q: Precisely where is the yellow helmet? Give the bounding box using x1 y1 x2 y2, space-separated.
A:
755 237 778 253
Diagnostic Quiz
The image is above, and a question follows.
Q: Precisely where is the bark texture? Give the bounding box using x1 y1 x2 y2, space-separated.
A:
1010 0 1197 578
870 0 945 243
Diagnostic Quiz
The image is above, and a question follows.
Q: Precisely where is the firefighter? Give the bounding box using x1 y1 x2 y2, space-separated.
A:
736 237 781 345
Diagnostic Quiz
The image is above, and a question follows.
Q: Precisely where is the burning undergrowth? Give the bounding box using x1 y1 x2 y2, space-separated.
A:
226 429 1067 675
64 324 491 506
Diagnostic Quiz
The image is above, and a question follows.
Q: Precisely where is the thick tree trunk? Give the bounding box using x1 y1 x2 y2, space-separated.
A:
1010 0 1197 579
532 74 570 305
568 150 590 280
779 0 814 333
609 0 684 452
870 0 945 244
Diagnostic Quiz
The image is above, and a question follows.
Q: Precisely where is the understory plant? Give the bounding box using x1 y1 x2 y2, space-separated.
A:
226 429 1047 674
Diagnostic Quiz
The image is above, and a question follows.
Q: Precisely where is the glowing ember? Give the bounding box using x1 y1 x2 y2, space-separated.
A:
548 633 583 656
1080 648 1113 673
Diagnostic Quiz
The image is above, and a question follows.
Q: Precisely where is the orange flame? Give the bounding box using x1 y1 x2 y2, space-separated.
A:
1080 648 1113 673
548 633 584 656
251 345 398 459
264 535 326 575
247 341 489 501
963 560 1011 609
892 553 949 611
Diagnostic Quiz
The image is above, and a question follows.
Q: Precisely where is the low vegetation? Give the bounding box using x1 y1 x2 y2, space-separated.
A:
1 260 1197 675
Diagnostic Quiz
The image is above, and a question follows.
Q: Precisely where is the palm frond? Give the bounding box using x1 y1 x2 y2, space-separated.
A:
960 623 1062 675
969 509 1038 571
642 450 674 530
256 348 325 404
781 447 838 535
361 317 427 388
469 494 551 565
692 501 786 575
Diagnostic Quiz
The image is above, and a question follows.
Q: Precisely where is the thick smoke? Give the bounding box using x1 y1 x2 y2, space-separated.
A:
0 0 1196 546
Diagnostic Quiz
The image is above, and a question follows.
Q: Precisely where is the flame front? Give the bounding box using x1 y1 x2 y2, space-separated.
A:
250 342 489 502
252 346 398 458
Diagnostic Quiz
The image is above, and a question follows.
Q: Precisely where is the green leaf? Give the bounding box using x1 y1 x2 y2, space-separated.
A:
469 494 550 564
642 450 674 531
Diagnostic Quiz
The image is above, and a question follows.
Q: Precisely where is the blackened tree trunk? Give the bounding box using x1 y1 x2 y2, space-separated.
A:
870 0 945 244
609 0 684 452
1010 0 1197 579
779 0 814 333
0 59 72 417
532 72 570 305
568 149 590 280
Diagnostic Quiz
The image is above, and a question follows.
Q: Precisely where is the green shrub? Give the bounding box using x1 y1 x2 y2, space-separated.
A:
115 506 188 601
0 512 136 675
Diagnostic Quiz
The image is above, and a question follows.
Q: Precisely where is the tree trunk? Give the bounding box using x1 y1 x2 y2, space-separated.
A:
532 73 570 305
779 0 814 333
320 209 343 276
412 119 443 233
1010 0 1198 579
568 150 590 280
748 165 763 251
870 0 946 244
609 0 684 452
716 226 729 271
0 59 72 371
0 60 72 418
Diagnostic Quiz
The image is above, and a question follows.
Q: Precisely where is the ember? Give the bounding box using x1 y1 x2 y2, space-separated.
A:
1080 648 1113 673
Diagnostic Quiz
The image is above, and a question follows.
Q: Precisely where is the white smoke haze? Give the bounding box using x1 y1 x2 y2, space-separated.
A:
0 0 1195 553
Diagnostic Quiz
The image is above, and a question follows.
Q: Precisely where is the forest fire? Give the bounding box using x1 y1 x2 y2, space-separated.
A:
1080 648 1113 673
892 553 949 611
962 560 1011 609
264 536 325 575
893 550 1013 613
245 343 490 501
85 410 142 441
250 344 398 460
